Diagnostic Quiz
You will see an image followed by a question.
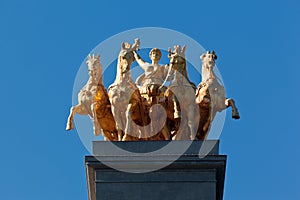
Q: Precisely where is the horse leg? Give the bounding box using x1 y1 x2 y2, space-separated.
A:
66 106 76 131
123 104 133 141
187 106 196 140
123 102 142 141
111 106 124 141
225 98 240 119
91 103 101 136
161 125 171 140
173 99 181 119
102 130 116 141
66 104 88 131
151 103 170 140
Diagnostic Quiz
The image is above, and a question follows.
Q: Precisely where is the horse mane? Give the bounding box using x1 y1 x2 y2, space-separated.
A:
171 54 196 90
112 39 140 85
114 51 127 83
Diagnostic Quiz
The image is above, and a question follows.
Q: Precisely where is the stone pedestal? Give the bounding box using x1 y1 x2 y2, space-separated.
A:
85 140 226 200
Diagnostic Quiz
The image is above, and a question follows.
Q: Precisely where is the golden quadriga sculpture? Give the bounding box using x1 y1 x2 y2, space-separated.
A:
66 39 240 141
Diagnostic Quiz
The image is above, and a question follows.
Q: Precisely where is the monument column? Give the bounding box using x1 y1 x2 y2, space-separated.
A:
85 140 226 200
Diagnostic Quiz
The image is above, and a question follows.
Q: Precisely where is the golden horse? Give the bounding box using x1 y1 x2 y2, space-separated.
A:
108 39 154 141
66 54 118 141
196 51 240 140
164 45 198 140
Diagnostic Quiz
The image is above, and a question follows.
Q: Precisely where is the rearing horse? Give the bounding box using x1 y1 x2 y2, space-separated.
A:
108 39 150 141
165 45 198 140
66 54 118 141
196 50 240 140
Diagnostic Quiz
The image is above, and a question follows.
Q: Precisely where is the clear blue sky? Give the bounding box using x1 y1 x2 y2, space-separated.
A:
0 0 299 199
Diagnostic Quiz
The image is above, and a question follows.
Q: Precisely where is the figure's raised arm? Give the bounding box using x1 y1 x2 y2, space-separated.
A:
133 51 146 69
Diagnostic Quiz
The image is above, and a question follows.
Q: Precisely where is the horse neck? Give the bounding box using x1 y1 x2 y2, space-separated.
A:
174 70 184 82
202 62 217 81
97 65 104 85
115 63 133 85
173 63 190 83
88 73 103 86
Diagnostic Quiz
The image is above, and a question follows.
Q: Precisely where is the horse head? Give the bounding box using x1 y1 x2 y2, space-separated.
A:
86 54 102 83
200 50 217 63
117 38 140 75
168 45 187 73
167 45 195 89
200 51 218 81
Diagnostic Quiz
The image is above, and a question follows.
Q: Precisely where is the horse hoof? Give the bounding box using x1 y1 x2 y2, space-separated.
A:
122 134 130 141
66 123 74 131
94 129 101 136
232 114 240 119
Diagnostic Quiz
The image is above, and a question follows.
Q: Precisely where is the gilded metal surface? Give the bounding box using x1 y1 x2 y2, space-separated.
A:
195 51 240 140
66 40 240 141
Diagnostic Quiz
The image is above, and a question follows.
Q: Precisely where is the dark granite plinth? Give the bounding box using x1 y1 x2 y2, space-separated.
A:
85 140 226 200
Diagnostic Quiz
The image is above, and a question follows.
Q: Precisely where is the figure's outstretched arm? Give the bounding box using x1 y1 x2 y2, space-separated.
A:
133 51 146 69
